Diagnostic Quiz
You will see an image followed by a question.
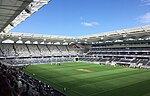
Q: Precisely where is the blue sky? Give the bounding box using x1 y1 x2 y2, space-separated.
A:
11 0 150 36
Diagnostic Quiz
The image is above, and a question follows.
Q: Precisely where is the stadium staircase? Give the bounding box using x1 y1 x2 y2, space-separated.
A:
26 44 31 56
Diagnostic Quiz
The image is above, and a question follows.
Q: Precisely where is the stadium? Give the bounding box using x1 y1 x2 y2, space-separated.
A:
1 0 150 96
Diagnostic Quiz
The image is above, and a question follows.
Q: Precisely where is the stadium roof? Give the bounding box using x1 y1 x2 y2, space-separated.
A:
0 0 51 33
0 25 149 44
81 25 150 43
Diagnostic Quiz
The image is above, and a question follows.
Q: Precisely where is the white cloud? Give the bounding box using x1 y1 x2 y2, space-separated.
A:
80 16 83 20
141 0 150 6
139 12 150 23
81 22 99 27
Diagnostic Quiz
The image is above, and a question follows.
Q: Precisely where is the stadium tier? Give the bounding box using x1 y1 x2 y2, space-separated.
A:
84 39 150 68
1 38 150 68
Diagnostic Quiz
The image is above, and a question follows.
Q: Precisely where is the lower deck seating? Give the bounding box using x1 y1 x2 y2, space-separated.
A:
1 57 74 66
79 57 150 67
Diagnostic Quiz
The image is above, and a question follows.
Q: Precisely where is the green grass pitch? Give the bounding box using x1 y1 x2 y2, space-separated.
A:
23 62 150 96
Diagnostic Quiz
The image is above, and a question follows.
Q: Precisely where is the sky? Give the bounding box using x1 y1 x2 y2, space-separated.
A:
11 0 150 36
